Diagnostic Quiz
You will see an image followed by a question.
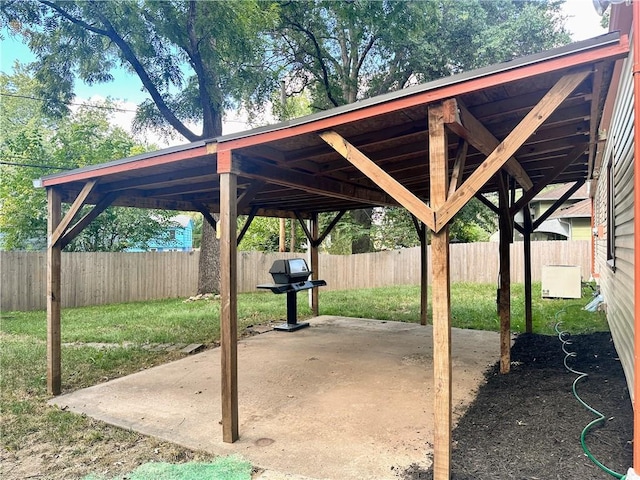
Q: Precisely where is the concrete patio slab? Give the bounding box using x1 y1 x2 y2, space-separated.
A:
49 316 500 480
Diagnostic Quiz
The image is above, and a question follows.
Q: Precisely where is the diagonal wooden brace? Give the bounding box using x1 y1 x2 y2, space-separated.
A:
435 68 591 232
319 130 435 231
442 98 533 191
49 179 98 248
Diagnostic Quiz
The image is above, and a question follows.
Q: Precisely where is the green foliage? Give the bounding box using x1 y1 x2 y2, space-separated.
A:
237 216 308 252
271 87 313 122
371 197 496 250
275 0 570 111
0 67 173 251
1 0 279 141
238 216 281 252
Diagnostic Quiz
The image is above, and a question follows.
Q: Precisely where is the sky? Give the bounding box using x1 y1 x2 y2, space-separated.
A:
0 0 608 147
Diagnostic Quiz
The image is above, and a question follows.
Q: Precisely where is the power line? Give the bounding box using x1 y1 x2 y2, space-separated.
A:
0 161 72 170
0 92 138 113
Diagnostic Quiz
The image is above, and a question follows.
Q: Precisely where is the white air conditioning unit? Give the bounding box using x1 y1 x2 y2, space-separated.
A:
541 265 582 299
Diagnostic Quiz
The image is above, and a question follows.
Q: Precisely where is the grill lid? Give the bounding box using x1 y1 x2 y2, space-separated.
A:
269 258 311 284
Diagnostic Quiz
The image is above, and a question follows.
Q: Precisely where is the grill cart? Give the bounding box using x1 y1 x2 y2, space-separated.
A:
257 258 326 331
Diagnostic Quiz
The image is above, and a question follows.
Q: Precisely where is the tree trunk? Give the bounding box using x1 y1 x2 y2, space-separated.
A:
197 219 221 294
350 208 373 253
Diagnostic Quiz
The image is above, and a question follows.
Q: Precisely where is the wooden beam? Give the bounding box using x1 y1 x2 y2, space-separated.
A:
219 172 239 443
523 205 533 334
428 103 452 480
448 138 468 199
476 193 526 236
417 218 430 326
194 203 218 230
497 172 511 375
294 211 313 241
279 218 286 252
237 180 265 211
237 206 258 246
475 193 499 215
47 187 62 395
443 99 534 191
510 143 588 216
587 62 605 179
532 180 585 230
319 131 435 230
60 193 117 249
239 155 395 207
50 180 98 248
315 210 347 247
436 69 592 231
410 214 429 326
99 166 215 193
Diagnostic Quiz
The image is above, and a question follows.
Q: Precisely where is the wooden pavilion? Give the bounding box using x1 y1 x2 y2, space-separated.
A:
36 33 629 479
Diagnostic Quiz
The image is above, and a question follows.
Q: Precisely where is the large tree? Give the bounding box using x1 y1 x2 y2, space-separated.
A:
273 0 570 251
0 65 173 251
1 0 278 292
2 1 573 267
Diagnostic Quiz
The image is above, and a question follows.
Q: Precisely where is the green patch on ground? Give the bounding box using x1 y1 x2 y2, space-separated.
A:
82 457 252 480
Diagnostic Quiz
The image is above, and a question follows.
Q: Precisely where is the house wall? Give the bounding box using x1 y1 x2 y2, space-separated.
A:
569 219 592 241
594 43 635 401
148 222 193 252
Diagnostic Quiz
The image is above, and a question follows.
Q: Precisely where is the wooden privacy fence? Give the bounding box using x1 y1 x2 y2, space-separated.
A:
1 240 591 311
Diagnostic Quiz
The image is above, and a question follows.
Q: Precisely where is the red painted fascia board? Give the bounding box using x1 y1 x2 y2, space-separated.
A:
39 144 213 188
220 36 629 151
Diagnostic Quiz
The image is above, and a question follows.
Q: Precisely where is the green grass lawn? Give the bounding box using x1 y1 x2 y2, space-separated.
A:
0 282 607 477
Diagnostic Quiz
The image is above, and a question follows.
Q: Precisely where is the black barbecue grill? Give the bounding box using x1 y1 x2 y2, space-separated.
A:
257 258 326 331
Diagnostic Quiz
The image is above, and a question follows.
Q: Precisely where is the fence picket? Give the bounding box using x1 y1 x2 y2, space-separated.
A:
1 241 591 311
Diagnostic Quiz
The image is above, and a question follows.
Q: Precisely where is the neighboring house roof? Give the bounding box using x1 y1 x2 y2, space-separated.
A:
548 198 592 219
533 183 588 201
535 219 570 238
170 214 193 228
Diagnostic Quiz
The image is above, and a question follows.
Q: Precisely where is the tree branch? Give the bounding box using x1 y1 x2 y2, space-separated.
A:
185 0 219 137
284 15 340 107
39 0 109 36
48 0 200 141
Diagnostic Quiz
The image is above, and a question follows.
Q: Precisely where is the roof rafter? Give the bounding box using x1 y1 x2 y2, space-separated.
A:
235 154 396 207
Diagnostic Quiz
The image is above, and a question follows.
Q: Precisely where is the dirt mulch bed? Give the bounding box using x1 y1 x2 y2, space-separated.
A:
403 331 633 480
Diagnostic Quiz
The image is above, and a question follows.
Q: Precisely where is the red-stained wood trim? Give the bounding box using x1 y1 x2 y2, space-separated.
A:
40 145 212 187
217 149 233 174
220 38 629 151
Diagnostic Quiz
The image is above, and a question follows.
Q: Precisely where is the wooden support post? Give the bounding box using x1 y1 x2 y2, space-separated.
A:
220 171 239 443
411 215 429 326
47 187 62 395
523 205 533 334
310 213 320 316
498 173 511 374
419 222 429 326
428 103 452 480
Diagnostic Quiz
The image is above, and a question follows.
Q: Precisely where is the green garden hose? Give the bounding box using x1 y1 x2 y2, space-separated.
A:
554 310 626 480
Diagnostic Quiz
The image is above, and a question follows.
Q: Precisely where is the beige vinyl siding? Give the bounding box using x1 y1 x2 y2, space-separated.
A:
594 44 635 401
